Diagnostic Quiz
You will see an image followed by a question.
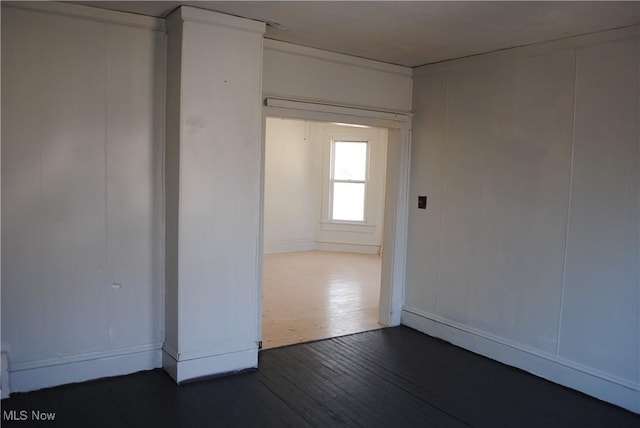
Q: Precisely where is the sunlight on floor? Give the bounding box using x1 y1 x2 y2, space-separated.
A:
262 251 383 349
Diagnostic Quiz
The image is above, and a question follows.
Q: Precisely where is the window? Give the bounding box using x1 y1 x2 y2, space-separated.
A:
330 140 368 222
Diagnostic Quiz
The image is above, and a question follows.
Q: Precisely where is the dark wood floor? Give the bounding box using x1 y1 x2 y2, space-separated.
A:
2 326 639 427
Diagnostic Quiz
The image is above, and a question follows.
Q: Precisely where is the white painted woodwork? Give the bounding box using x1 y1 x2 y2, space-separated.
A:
313 124 387 254
262 104 412 330
162 6 265 383
379 127 411 327
406 26 640 412
262 39 412 113
379 131 401 327
1 3 165 393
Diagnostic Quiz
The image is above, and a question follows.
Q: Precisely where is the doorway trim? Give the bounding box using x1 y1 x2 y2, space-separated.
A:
257 97 412 342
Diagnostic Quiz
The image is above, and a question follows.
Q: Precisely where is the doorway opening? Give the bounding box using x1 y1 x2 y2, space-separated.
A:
262 117 387 349
258 98 411 351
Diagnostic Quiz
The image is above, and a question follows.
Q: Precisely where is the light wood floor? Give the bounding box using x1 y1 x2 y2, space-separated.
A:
262 250 383 349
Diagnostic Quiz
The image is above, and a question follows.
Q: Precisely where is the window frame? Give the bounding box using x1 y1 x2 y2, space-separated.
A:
328 139 370 223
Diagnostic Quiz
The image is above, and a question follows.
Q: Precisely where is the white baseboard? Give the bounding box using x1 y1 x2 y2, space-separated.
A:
162 347 257 383
264 239 315 254
315 241 381 254
7 345 162 394
263 240 381 255
402 308 640 414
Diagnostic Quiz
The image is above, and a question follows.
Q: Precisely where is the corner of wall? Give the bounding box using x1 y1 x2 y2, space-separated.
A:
402 310 640 414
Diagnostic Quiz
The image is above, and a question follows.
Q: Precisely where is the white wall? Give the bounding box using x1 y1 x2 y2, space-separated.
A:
1 3 165 392
264 119 388 255
263 39 412 113
405 26 640 412
264 118 316 253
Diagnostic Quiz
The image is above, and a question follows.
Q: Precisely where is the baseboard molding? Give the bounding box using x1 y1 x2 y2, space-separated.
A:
7 345 163 394
162 347 257 383
264 239 315 254
315 241 381 254
264 240 381 255
402 308 640 414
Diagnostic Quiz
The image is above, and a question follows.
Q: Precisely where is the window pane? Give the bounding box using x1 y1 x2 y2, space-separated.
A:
332 182 365 221
334 141 366 181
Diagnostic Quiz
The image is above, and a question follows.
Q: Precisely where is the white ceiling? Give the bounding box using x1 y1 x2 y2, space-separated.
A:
72 1 640 67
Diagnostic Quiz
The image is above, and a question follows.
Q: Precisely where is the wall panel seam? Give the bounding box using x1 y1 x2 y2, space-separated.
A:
103 21 111 344
434 72 449 316
556 48 579 357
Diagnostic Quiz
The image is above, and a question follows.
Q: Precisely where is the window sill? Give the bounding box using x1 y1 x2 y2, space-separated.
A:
319 221 376 234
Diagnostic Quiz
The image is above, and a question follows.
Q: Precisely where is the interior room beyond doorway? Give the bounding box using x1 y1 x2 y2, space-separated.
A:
262 117 388 349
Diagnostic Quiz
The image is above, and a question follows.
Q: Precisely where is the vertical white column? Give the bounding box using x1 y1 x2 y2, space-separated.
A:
163 6 265 383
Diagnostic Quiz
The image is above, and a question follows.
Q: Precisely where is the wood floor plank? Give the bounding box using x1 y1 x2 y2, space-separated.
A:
270 345 399 427
333 331 557 426
226 372 313 428
2 327 639 427
308 338 471 427
297 339 470 427
259 349 361 426
334 328 639 428
330 331 498 425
